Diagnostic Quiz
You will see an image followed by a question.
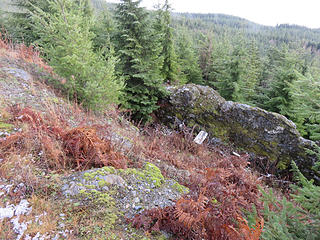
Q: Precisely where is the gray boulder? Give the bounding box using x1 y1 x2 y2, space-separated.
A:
61 163 189 218
157 84 320 183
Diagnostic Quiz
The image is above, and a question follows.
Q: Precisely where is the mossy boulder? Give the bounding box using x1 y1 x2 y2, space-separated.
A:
157 84 320 183
61 163 189 218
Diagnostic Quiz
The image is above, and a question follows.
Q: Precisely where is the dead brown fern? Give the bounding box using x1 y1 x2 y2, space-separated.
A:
225 216 264 240
63 127 127 170
0 30 52 72
0 106 128 171
131 158 264 240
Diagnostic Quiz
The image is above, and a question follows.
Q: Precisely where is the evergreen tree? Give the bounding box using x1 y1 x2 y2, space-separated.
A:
262 46 301 116
175 28 203 84
232 40 262 105
289 72 320 140
260 162 320 240
5 0 51 44
211 37 243 100
154 0 179 84
114 0 165 122
205 37 232 94
204 36 261 103
32 0 123 110
91 9 115 51
199 33 214 82
74 0 93 17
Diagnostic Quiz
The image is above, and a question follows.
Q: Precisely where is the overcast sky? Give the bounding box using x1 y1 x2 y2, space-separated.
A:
106 0 320 29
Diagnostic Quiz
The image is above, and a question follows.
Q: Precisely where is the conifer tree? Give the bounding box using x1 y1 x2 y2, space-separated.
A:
32 0 122 110
212 38 244 100
114 0 165 122
289 72 320 140
6 0 51 44
154 0 179 84
175 28 203 84
91 9 115 51
205 37 232 94
260 161 320 240
262 46 301 116
232 40 262 105
199 33 214 82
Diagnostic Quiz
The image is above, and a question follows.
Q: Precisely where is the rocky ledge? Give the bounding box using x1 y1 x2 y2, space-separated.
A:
157 84 320 183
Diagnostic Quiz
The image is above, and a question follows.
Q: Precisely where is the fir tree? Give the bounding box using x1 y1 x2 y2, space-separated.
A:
175 28 203 84
258 46 301 116
114 0 165 122
91 9 115 52
232 40 262 105
260 161 320 240
205 37 232 94
212 38 243 100
289 72 320 140
154 0 179 84
32 0 123 110
199 33 214 82
5 0 51 44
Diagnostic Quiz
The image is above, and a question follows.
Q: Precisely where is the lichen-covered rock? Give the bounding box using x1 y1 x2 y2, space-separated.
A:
157 84 320 183
61 163 189 218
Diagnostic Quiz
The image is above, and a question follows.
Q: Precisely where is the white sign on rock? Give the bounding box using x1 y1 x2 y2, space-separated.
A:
194 131 208 145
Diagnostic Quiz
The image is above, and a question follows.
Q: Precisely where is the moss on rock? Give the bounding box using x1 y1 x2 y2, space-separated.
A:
157 84 320 183
0 122 14 131
172 182 189 194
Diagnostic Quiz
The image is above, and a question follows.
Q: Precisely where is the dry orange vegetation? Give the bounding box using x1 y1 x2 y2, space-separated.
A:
0 31 51 72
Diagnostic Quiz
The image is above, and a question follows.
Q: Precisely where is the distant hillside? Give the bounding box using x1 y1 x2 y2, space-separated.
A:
89 1 320 53
171 12 320 51
3 0 320 45
2 0 320 54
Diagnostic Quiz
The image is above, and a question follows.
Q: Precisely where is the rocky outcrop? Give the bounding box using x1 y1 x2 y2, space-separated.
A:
61 163 189 218
157 84 320 183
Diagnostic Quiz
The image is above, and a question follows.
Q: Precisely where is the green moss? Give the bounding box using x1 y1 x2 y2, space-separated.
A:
142 163 165 188
83 167 117 182
76 185 119 239
156 236 168 240
211 197 219 205
0 122 14 131
47 97 60 104
119 163 165 188
83 171 98 181
120 168 144 178
175 106 296 171
175 112 183 120
172 182 189 194
98 179 109 188
101 166 116 174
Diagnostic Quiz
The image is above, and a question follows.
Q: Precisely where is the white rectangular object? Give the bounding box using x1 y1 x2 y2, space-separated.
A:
194 131 208 145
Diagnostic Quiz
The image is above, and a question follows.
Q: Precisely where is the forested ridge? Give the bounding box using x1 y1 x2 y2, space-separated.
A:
0 0 320 239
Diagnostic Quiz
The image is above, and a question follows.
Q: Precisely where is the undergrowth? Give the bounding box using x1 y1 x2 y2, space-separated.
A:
0 30 51 72
0 105 128 174
259 161 320 240
129 126 265 240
